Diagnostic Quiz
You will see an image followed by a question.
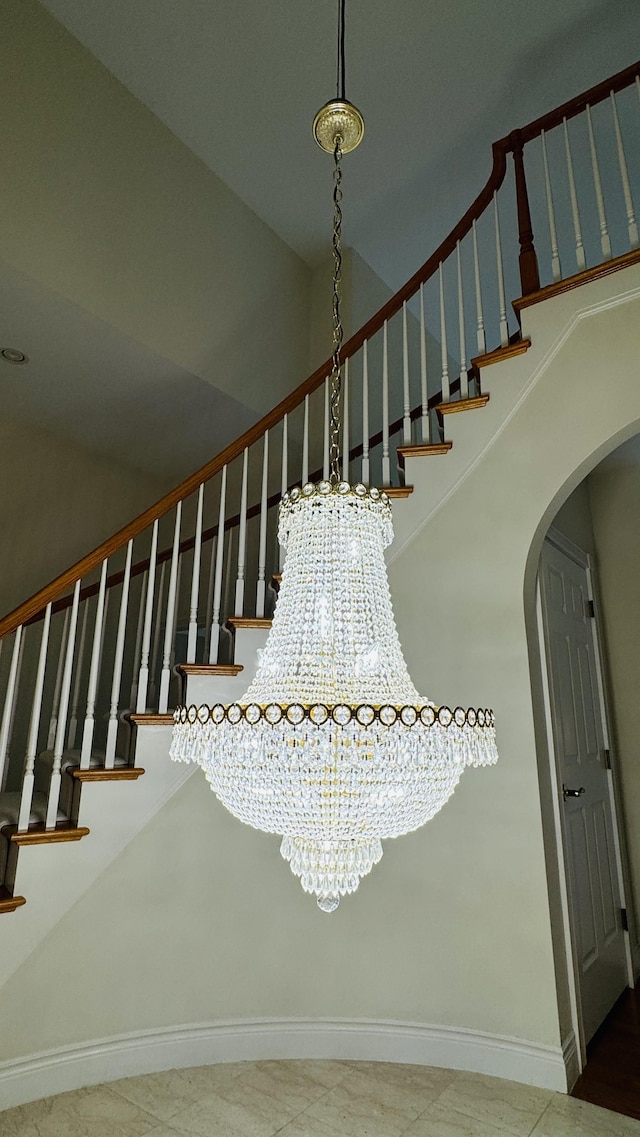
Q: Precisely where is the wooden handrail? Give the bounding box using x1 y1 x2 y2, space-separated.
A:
2 58 638 641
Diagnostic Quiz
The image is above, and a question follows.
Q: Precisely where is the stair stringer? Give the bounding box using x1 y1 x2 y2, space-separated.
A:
0 631 266 992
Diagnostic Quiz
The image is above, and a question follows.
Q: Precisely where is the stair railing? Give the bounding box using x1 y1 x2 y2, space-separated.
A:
0 58 638 837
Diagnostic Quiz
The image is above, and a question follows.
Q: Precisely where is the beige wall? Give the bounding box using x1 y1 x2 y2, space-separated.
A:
0 413 166 618
588 458 640 947
0 0 311 417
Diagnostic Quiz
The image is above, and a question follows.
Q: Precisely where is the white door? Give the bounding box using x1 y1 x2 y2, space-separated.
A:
539 535 628 1043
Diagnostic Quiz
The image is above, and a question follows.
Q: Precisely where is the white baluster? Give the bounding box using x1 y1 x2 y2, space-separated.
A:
563 117 586 270
148 560 166 707
0 626 23 793
541 129 562 282
136 521 158 714
159 504 182 714
456 241 469 399
402 301 411 444
302 394 309 484
585 106 612 262
342 358 350 481
222 525 235 628
129 569 147 709
323 379 330 481
419 283 430 443
47 609 69 750
256 431 269 618
279 416 288 570
81 559 108 766
18 605 52 831
105 539 133 767
439 262 451 401
472 219 486 355
611 91 639 250
67 598 89 750
203 533 217 663
209 465 228 663
234 448 249 616
361 339 370 484
494 193 510 347
46 581 80 829
382 320 391 486
187 484 205 663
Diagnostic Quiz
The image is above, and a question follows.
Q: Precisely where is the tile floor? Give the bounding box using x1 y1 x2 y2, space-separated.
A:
2 1060 640 1137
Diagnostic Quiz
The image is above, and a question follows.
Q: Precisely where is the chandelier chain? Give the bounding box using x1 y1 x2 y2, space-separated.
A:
330 137 343 484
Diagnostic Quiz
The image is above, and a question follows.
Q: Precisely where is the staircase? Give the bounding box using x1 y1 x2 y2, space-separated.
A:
0 58 639 955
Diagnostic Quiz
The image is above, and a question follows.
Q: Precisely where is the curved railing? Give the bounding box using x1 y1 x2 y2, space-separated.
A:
0 58 638 838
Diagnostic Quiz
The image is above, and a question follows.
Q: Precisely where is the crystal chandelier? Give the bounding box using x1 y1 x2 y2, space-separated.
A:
171 0 498 912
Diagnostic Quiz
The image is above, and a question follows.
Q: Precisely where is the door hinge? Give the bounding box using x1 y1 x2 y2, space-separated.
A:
604 748 612 770
621 908 629 932
587 599 596 618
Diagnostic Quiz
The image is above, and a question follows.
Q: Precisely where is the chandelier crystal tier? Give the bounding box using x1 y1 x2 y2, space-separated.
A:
170 0 498 912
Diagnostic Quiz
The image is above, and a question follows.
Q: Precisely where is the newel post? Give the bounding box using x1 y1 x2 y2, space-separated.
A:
511 130 540 296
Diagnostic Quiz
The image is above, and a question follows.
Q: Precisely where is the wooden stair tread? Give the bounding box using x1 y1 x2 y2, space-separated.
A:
0 790 67 830
178 664 244 676
3 824 90 846
471 338 531 369
0 886 26 913
437 394 490 415
397 442 452 463
226 617 272 630
71 767 145 783
382 485 414 499
129 713 175 726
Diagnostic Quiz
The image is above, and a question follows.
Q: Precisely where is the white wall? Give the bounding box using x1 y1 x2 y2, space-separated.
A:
0 413 166 619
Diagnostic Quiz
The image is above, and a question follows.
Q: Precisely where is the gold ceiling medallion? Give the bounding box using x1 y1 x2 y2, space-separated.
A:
313 98 365 154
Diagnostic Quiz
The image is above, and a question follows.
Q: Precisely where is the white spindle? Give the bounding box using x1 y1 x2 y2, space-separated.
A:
148 560 166 707
361 340 370 484
47 609 69 750
439 262 451 401
46 581 80 829
129 570 148 709
18 605 52 830
323 379 330 481
382 320 391 486
222 525 235 628
136 521 158 714
203 534 217 662
256 431 269 618
187 484 205 663
419 283 430 443
472 219 486 355
234 448 249 616
402 301 411 444
342 358 350 480
456 241 469 399
563 117 586 271
541 129 562 282
81 559 108 766
493 193 510 347
159 504 182 714
105 539 133 767
279 417 288 570
209 465 228 663
0 626 23 793
585 106 612 262
610 91 639 250
302 394 310 484
67 598 89 750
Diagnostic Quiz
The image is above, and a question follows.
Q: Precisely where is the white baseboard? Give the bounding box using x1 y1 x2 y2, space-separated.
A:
0 1017 569 1109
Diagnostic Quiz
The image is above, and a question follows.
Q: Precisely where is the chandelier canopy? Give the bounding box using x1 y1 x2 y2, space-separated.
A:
170 0 498 911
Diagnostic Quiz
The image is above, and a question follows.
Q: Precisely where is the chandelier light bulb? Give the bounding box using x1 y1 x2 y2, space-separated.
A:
171 483 498 911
